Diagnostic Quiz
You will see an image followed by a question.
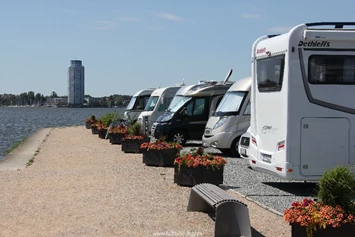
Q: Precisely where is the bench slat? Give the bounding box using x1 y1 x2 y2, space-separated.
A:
194 185 225 202
192 183 236 208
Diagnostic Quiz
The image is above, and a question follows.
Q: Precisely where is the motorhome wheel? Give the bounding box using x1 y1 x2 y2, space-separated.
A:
169 130 187 145
230 138 240 157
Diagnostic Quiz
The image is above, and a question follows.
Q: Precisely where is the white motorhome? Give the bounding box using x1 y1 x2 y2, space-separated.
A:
137 85 183 134
202 77 251 156
246 22 355 181
124 88 155 122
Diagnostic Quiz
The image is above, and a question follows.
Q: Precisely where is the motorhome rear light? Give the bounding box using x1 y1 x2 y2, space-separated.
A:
276 167 283 172
252 136 257 146
252 160 256 164
277 140 285 151
287 169 293 173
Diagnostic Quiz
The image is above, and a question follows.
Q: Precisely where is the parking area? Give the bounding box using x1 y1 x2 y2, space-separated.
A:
182 142 317 215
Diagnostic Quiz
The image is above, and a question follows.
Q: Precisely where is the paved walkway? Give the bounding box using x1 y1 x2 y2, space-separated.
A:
0 128 51 170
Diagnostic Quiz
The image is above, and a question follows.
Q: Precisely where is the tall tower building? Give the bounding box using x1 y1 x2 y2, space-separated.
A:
68 60 85 105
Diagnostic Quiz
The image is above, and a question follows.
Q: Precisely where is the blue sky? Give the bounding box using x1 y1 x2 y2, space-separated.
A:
1 0 354 97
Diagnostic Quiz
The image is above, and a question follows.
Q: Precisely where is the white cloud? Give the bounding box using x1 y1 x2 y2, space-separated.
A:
93 21 118 30
240 13 261 19
158 13 185 21
120 17 140 22
267 26 293 33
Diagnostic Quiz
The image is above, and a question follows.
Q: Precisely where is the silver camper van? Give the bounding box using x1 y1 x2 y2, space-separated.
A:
202 77 251 156
124 88 155 122
137 85 182 134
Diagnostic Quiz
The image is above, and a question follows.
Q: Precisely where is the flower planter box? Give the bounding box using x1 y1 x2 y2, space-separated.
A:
202 166 224 185
91 126 99 134
174 165 224 187
98 129 108 139
174 166 204 186
109 133 125 144
143 148 179 167
85 121 91 129
121 137 150 153
291 223 355 237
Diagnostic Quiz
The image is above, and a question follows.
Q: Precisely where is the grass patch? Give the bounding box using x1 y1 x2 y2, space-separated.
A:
26 148 40 167
4 137 28 155
26 157 35 167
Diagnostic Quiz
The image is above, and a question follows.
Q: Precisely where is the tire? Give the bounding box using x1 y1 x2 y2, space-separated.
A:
219 149 232 155
230 137 240 157
169 130 187 145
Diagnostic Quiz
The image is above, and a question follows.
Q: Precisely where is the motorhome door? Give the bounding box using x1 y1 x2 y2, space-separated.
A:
183 97 209 139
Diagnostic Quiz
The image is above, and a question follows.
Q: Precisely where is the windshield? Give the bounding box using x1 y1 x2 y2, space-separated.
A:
126 96 136 110
167 95 184 111
169 96 191 113
144 96 159 111
215 91 246 115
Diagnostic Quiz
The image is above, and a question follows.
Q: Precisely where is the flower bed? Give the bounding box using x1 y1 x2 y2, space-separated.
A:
173 147 226 186
121 135 150 153
140 140 183 167
85 115 97 129
285 199 355 237
284 165 355 237
108 124 128 144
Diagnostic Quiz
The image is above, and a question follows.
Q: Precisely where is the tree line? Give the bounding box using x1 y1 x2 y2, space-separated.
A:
0 91 132 108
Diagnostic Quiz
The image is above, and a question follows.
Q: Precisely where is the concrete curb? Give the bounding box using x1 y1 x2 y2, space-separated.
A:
0 128 52 171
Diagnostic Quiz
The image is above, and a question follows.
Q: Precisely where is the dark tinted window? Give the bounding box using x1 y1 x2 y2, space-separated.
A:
257 54 285 92
308 55 355 84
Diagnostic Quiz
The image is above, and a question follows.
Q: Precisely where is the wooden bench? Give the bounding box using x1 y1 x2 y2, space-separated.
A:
187 183 252 237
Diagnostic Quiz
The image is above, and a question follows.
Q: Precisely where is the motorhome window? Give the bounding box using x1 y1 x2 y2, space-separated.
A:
193 98 205 116
216 96 223 109
144 96 159 111
308 55 355 84
135 96 146 110
186 101 193 116
215 91 246 114
257 54 285 92
143 96 150 108
170 96 191 113
126 96 136 110
244 101 251 115
185 98 206 116
158 97 173 111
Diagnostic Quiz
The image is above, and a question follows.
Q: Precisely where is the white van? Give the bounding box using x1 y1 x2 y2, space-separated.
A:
246 22 355 181
137 86 182 134
202 77 251 156
124 88 155 123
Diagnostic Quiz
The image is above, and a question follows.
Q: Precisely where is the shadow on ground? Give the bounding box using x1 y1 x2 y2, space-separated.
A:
252 227 266 237
262 182 318 197
207 213 266 237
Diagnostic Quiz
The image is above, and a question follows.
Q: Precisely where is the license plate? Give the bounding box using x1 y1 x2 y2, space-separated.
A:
262 154 272 163
240 148 247 156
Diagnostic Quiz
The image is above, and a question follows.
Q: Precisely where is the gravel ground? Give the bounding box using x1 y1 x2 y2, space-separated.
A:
0 127 292 237
183 143 317 215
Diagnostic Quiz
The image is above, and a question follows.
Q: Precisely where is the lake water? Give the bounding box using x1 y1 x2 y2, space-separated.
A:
0 107 126 159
